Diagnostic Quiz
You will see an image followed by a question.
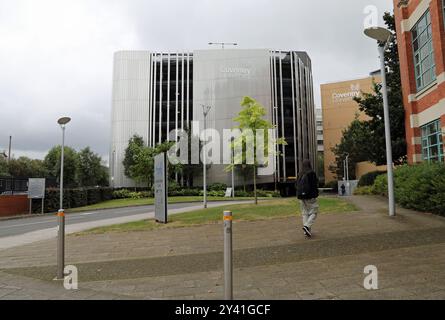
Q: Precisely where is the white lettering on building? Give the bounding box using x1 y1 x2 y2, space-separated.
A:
332 84 361 104
220 67 251 77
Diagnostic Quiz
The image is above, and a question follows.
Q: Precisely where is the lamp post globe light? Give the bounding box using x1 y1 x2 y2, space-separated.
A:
364 26 396 217
56 116 71 280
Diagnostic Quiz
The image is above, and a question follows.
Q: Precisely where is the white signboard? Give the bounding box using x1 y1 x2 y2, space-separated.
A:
28 178 45 199
154 153 168 224
225 188 233 198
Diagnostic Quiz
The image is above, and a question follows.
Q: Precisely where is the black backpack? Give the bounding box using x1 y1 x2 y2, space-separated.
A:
296 173 311 200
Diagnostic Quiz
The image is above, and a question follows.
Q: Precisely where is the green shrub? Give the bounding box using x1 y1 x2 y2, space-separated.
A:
358 171 386 187
354 186 374 195
256 189 281 198
101 188 114 201
208 183 227 192
86 188 103 205
234 190 250 197
168 180 181 193
112 189 132 199
31 187 117 213
207 190 226 197
370 163 445 216
372 174 388 196
169 188 201 197
130 192 146 199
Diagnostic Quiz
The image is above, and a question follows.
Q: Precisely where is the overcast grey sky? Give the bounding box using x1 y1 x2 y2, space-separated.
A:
0 0 393 163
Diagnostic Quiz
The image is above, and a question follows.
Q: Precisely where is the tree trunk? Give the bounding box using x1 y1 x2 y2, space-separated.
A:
253 166 258 205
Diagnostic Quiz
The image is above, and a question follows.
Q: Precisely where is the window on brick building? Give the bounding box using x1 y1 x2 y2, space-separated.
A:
412 10 436 91
421 120 444 163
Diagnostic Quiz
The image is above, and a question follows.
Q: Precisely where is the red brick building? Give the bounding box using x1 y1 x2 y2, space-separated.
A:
394 0 445 163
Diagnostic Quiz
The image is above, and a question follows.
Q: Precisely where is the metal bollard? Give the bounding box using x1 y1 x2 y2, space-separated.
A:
224 211 233 300
57 209 65 280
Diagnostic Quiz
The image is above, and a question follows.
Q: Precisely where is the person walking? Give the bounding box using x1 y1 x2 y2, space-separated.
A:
296 159 319 238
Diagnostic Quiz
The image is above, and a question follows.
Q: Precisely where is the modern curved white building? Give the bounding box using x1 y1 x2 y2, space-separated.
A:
110 49 317 189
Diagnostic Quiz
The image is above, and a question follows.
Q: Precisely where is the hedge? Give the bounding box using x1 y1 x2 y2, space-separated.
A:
32 185 282 213
31 187 114 213
370 163 445 216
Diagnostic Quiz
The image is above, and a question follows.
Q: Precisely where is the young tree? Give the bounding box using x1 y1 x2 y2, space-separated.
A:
44 146 79 187
229 96 286 204
77 147 109 187
123 135 144 179
126 140 176 188
330 117 372 180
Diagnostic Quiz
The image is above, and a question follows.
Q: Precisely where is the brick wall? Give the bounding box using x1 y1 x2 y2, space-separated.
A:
0 195 29 217
394 0 445 164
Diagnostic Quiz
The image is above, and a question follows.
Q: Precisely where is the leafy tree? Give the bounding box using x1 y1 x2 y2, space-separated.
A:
123 135 144 178
77 147 109 187
44 146 79 187
228 96 286 204
126 140 175 187
0 157 10 176
97 165 110 187
330 117 372 180
332 13 406 179
7 157 46 178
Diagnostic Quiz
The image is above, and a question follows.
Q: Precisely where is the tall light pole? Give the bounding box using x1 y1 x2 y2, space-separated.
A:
8 136 12 163
345 153 350 195
364 26 396 217
231 137 235 198
208 42 238 49
56 116 71 280
202 105 211 209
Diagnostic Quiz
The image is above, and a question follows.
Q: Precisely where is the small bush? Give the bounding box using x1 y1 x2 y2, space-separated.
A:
354 186 374 195
234 190 250 197
358 171 386 187
372 174 388 196
169 188 201 197
112 189 132 199
207 190 226 197
208 183 227 192
256 189 281 198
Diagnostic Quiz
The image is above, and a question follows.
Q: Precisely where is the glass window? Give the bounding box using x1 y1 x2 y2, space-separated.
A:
412 10 436 91
421 120 444 163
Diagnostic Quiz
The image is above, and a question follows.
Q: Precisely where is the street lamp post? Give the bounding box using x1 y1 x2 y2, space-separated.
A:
56 116 71 280
364 26 396 217
345 153 350 195
231 137 235 198
202 105 211 209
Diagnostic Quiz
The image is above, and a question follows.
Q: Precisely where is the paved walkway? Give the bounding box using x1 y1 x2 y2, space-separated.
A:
0 196 444 300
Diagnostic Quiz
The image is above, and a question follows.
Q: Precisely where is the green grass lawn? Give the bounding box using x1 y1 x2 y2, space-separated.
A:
67 196 267 213
78 197 358 235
